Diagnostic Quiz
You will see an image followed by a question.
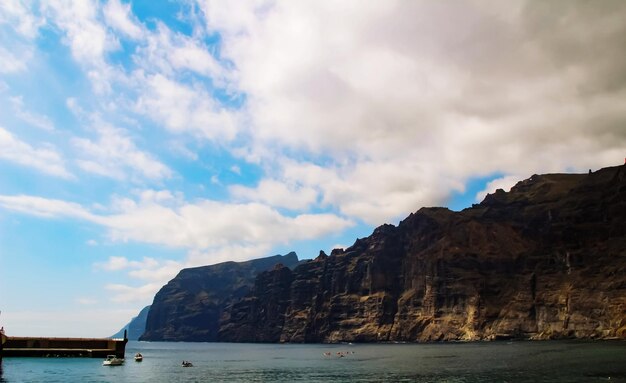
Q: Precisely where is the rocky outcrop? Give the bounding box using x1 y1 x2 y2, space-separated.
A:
219 165 626 342
140 252 300 341
111 305 150 340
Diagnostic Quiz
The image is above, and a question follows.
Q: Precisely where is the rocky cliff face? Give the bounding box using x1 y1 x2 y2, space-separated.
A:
219 165 626 342
140 252 300 341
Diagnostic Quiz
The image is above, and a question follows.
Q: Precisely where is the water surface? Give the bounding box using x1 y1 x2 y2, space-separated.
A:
1 340 625 382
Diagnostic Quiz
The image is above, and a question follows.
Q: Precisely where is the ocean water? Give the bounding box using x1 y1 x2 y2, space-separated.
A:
1 340 625 382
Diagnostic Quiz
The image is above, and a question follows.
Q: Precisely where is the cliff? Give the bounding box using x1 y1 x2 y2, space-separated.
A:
140 252 300 341
111 305 150 340
219 165 626 342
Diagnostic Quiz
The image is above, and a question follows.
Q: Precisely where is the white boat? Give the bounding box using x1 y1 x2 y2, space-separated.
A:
102 355 124 366
134 353 143 362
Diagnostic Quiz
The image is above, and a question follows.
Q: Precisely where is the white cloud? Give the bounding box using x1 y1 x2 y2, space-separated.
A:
186 243 272 266
95 255 160 272
274 158 463 224
169 141 199 161
474 175 524 203
127 259 182 282
103 0 143 40
196 0 626 223
96 255 132 271
105 282 165 303
42 0 130 95
0 192 353 254
0 194 94 219
135 74 240 141
0 127 73 179
9 96 55 131
230 165 241 175
0 0 43 38
135 22 227 80
72 123 172 181
0 45 30 73
101 198 353 249
230 179 318 211
75 297 98 305
95 255 181 302
43 0 117 66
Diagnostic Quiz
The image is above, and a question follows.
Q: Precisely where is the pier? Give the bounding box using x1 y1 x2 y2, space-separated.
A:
0 331 127 358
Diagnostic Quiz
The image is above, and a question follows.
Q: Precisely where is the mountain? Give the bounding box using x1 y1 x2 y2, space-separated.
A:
111 305 150 340
218 165 626 342
140 252 301 341
140 165 626 342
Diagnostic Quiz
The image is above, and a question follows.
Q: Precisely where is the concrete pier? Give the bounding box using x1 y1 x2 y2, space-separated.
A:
1 333 127 358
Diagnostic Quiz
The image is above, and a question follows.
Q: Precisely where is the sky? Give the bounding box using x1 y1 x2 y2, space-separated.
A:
0 0 625 337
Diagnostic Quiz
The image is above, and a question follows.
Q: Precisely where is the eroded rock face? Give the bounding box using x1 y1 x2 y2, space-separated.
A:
140 252 300 341
218 264 295 342
220 165 626 342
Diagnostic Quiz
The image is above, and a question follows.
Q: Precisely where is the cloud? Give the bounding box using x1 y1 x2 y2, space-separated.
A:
43 0 129 95
230 165 241 175
43 0 117 66
9 96 55 131
229 179 318 211
0 0 37 74
72 122 172 181
95 255 181 302
95 255 160 272
105 282 166 303
96 256 133 271
169 141 199 161
0 45 30 73
135 74 240 141
197 0 626 224
0 191 353 252
474 175 524 203
279 158 465 224
0 0 43 38
0 127 73 179
127 259 182 282
101 198 353 249
75 297 98 305
186 243 272 266
102 0 143 40
134 21 228 80
0 194 93 219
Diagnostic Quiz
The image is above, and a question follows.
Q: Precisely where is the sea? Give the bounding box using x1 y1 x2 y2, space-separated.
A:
1 340 625 382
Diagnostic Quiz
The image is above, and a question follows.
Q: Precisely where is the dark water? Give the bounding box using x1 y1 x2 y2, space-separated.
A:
1 340 625 382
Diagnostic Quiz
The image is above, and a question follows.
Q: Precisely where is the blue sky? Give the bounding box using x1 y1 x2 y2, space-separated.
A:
1 1 624 337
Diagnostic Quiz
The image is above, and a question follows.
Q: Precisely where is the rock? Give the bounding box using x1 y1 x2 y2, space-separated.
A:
218 165 626 342
218 264 295 342
139 252 300 341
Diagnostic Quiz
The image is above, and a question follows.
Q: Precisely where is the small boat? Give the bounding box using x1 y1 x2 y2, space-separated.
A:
181 361 193 367
102 355 124 366
134 352 143 362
